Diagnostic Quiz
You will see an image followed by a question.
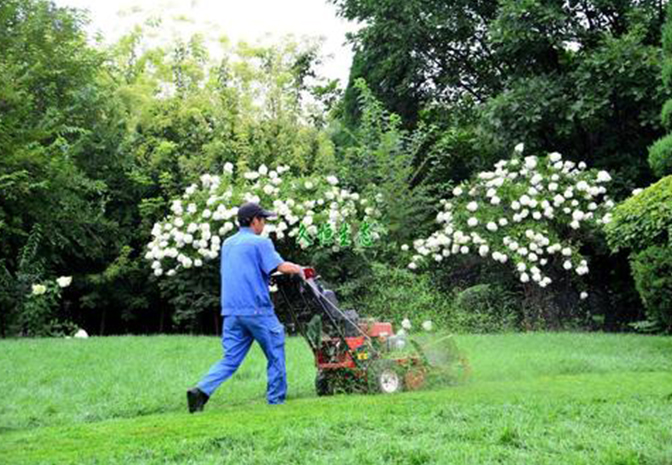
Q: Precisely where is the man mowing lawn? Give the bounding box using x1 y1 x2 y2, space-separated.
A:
187 202 305 412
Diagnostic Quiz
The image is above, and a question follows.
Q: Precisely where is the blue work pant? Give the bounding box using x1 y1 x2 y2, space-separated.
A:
197 314 287 404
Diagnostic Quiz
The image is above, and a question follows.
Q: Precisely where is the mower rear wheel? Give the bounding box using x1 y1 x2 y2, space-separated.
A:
315 370 334 396
367 359 404 394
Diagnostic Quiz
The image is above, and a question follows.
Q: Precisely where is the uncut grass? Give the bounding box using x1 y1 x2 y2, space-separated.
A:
1 333 672 464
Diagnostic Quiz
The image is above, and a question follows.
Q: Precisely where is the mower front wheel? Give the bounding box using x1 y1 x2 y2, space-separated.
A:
367 359 404 394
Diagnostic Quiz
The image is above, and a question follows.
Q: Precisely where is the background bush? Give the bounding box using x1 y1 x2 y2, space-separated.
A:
336 263 454 331
606 176 672 253
648 134 672 178
606 176 672 331
453 284 518 333
630 245 672 331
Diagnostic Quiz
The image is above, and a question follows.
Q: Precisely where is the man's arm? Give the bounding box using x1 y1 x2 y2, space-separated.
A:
277 261 303 276
258 239 304 278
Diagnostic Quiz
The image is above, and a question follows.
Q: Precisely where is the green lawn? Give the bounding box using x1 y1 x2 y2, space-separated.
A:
1 333 671 464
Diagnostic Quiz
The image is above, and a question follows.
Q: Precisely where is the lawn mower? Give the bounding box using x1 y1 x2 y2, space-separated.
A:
271 267 430 395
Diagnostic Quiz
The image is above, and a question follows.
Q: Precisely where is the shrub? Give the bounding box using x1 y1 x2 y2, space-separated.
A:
606 176 672 332
630 246 672 331
453 284 518 333
405 146 614 290
145 164 386 276
336 263 454 331
660 99 672 131
605 176 672 253
648 135 672 178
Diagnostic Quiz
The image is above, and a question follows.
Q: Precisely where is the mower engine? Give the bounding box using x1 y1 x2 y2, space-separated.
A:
271 267 427 395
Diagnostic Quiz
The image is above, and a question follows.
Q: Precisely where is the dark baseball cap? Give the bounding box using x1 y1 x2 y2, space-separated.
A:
237 202 277 223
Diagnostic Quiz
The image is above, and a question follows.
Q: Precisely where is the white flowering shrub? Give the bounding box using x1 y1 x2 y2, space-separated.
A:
404 145 615 290
21 276 75 337
145 163 385 277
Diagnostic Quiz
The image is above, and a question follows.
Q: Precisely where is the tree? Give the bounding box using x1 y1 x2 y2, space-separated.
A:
333 0 669 192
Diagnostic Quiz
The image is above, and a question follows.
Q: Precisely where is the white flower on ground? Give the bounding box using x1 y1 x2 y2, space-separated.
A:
453 186 463 196
74 329 89 339
326 175 339 185
515 143 525 153
408 262 417 270
467 217 479 227
56 276 72 288
223 162 234 174
401 244 410 252
467 201 478 212
422 320 433 332
31 284 47 296
401 318 412 330
580 291 588 300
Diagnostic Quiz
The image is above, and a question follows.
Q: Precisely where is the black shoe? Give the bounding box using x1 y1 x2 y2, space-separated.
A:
187 387 209 413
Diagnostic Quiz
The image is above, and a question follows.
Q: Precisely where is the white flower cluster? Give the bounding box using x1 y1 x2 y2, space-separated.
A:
146 164 385 277
31 276 72 296
405 147 614 289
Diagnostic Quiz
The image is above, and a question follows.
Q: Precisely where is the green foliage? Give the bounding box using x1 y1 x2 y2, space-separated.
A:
648 1 672 179
605 176 672 252
336 0 668 193
337 263 453 330
453 284 518 333
3 0 669 336
648 133 672 178
630 245 672 331
606 176 672 332
661 99 672 130
334 79 437 248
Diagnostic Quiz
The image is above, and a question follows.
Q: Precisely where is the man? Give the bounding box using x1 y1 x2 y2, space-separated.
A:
187 201 304 412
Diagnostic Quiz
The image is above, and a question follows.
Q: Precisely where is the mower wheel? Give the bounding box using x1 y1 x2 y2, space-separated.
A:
315 370 334 396
367 359 404 394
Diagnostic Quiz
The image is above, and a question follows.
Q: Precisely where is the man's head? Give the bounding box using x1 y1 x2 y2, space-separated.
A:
237 202 276 235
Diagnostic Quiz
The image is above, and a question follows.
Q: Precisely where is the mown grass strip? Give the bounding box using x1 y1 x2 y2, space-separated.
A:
2 371 671 464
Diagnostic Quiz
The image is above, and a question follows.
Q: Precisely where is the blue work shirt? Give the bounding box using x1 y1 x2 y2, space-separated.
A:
220 226 285 316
